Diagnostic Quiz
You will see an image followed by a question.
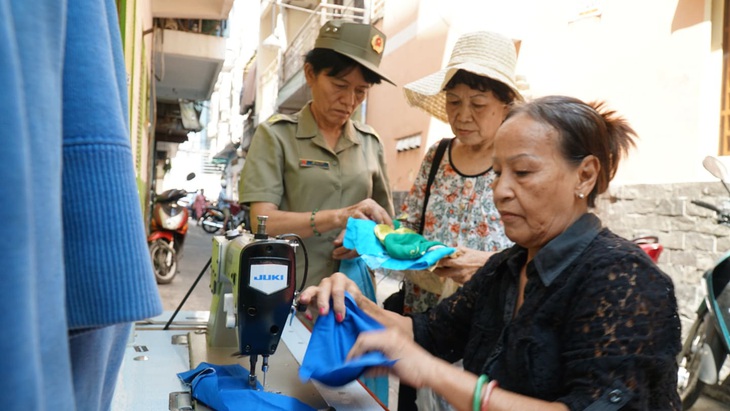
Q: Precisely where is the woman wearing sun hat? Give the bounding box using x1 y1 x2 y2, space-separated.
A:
394 30 522 410
240 20 396 288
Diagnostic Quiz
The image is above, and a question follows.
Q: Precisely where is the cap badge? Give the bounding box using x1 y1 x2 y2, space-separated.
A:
371 34 384 54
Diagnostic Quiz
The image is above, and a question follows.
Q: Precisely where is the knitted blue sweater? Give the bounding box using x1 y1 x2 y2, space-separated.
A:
0 0 162 409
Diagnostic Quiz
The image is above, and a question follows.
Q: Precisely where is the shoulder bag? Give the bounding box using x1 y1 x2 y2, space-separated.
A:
383 138 451 313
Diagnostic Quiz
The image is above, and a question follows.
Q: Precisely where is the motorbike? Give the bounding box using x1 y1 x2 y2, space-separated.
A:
676 156 730 409
148 173 195 284
199 202 250 234
632 235 663 263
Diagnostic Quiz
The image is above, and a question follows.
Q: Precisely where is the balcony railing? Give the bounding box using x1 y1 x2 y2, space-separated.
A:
155 18 229 38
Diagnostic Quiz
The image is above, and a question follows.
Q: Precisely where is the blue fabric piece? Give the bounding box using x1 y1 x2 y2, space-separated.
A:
178 362 316 411
320 256 389 404
299 292 396 386
344 218 457 270
335 260 389 405
339 257 377 303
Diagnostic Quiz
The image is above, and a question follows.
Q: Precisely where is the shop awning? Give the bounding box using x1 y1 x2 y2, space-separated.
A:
212 142 237 164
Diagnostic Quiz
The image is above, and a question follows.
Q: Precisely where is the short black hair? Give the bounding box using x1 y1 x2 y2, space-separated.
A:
506 95 637 207
443 69 516 104
304 48 382 84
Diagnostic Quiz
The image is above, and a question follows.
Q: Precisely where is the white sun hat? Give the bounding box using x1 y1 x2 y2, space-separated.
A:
403 31 523 123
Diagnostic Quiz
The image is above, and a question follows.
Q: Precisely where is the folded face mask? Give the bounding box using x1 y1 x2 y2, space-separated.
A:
298 292 396 387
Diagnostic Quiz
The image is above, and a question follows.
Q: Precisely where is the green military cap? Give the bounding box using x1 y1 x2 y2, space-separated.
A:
314 19 396 85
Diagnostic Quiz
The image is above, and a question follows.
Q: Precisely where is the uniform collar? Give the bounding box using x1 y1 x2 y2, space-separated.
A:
529 213 602 286
296 102 361 147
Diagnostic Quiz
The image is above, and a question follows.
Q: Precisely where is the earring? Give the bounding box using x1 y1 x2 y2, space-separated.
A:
577 192 585 199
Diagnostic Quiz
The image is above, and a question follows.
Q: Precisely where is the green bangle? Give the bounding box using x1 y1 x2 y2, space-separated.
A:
310 208 321 237
473 374 489 411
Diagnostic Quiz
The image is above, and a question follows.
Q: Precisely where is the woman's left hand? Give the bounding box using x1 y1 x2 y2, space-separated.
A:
434 247 494 284
299 272 412 332
332 230 359 260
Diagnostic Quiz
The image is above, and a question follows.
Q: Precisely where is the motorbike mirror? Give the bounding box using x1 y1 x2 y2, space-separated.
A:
703 156 730 197
186 172 196 181
702 156 729 181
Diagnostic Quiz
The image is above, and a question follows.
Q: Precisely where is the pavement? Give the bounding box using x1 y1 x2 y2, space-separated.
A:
157 220 730 410
156 220 216 312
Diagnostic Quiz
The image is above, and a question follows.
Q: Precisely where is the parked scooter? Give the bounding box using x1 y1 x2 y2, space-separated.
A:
632 235 663 263
677 156 730 409
199 202 250 234
148 173 195 284
199 205 226 234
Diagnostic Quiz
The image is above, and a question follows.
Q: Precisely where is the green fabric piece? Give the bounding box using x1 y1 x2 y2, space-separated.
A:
383 233 446 260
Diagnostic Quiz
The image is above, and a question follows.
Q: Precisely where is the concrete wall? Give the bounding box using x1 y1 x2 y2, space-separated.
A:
594 181 730 331
596 180 730 399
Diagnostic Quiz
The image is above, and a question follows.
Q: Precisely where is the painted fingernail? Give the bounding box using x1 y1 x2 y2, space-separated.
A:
336 313 343 323
305 312 313 321
319 307 326 315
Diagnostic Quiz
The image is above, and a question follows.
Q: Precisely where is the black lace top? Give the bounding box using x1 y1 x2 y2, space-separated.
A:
411 213 681 410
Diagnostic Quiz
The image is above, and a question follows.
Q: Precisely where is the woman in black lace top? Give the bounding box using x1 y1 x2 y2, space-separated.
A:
300 95 681 411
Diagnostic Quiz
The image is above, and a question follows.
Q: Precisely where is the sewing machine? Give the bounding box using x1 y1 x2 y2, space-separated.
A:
112 216 385 410
207 216 302 388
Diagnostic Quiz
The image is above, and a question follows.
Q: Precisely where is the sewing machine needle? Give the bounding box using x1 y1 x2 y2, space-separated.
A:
262 355 269 390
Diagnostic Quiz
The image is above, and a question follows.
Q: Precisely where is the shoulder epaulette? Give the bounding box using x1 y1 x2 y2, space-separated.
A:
353 121 381 140
267 113 297 125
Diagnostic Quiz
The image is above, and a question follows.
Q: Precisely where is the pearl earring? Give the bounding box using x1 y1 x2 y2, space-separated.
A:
577 193 585 199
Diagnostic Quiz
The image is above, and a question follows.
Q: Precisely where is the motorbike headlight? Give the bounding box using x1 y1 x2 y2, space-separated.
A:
163 210 185 230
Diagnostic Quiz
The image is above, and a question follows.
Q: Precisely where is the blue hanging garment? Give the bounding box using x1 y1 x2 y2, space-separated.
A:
299 292 396 386
178 362 316 411
338 257 377 303
343 218 456 270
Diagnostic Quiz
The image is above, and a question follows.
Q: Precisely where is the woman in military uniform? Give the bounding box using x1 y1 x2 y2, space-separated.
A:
240 20 396 287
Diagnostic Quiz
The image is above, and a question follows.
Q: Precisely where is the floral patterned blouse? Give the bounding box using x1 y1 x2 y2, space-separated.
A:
399 139 513 313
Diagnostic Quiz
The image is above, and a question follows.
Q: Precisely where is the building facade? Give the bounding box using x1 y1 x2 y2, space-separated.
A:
247 0 730 396
115 0 235 221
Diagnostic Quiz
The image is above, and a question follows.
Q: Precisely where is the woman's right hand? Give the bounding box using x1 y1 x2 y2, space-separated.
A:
340 199 393 227
348 328 436 388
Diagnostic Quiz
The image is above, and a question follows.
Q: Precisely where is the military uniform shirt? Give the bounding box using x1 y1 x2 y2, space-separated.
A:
240 103 394 286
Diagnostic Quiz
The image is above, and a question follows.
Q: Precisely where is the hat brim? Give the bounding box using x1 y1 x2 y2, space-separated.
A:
403 63 523 123
343 51 396 86
317 38 396 86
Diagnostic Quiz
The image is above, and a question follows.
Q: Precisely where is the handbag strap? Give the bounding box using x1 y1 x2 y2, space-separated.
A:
418 138 452 234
